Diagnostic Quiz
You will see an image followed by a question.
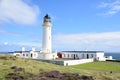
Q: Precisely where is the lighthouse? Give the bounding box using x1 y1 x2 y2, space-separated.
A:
42 14 52 53
38 14 57 59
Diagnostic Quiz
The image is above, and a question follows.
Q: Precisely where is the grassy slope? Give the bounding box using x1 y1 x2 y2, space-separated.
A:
0 55 87 79
0 54 120 80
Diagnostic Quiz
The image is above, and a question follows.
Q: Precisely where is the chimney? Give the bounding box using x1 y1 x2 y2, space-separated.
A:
22 46 25 52
32 46 35 51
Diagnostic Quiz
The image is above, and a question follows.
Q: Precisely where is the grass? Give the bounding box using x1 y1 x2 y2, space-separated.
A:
70 61 120 80
70 61 120 72
0 54 87 79
0 54 120 80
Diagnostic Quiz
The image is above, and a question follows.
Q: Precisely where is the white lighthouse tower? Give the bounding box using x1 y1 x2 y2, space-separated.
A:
42 14 52 53
39 14 57 60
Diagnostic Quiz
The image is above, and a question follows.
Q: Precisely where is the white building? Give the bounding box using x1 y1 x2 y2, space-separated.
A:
61 51 106 61
10 46 39 59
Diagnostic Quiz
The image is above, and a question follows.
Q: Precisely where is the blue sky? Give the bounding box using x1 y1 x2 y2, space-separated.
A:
0 0 120 52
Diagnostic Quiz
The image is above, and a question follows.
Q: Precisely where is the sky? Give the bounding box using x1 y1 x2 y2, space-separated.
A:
0 0 120 52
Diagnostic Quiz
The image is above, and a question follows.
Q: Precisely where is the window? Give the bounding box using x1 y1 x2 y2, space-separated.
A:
91 54 93 58
64 54 65 57
68 54 69 58
82 54 84 58
71 54 73 57
16 54 20 56
26 54 28 56
76 54 78 57
23 54 25 56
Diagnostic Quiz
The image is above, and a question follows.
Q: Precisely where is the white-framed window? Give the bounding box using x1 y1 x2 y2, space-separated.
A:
68 54 69 58
23 54 25 56
76 54 78 57
26 54 28 56
64 54 65 57
71 54 73 57
82 54 84 58
91 54 93 58
16 54 20 56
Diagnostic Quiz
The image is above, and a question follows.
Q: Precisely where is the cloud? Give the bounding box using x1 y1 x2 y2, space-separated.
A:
53 32 120 51
0 29 41 50
0 29 20 36
4 42 8 45
98 2 109 8
98 0 120 15
0 0 40 25
17 42 41 48
0 41 41 51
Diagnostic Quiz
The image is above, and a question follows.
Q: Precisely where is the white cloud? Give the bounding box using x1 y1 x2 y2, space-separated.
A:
98 0 120 15
0 0 40 25
4 42 8 45
98 2 109 8
0 29 20 36
53 32 120 51
17 42 41 48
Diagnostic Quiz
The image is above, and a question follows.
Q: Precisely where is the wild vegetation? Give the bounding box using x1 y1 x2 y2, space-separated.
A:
0 54 120 80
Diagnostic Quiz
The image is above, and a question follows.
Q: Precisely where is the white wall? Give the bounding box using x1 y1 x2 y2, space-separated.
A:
96 52 105 61
105 56 113 60
21 52 29 58
13 51 39 59
61 52 95 59
63 59 94 66
12 53 21 57
38 52 57 60
62 52 81 59
29 51 38 59
61 51 106 61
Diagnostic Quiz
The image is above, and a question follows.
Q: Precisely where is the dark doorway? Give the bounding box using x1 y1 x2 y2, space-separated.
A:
31 54 33 58
87 54 89 59
74 54 76 59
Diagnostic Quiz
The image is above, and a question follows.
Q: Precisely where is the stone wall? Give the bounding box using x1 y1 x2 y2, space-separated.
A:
34 58 94 66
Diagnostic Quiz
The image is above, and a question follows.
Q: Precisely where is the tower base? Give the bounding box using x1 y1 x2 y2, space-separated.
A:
38 52 58 60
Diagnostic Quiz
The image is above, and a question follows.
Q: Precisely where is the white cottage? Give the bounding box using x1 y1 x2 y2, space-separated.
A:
11 47 39 59
10 46 57 60
61 51 106 61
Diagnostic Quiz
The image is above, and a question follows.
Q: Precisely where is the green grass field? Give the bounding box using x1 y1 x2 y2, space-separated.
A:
0 54 120 80
70 61 120 72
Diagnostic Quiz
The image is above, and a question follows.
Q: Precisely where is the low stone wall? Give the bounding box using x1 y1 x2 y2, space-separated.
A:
34 58 94 66
35 59 64 65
